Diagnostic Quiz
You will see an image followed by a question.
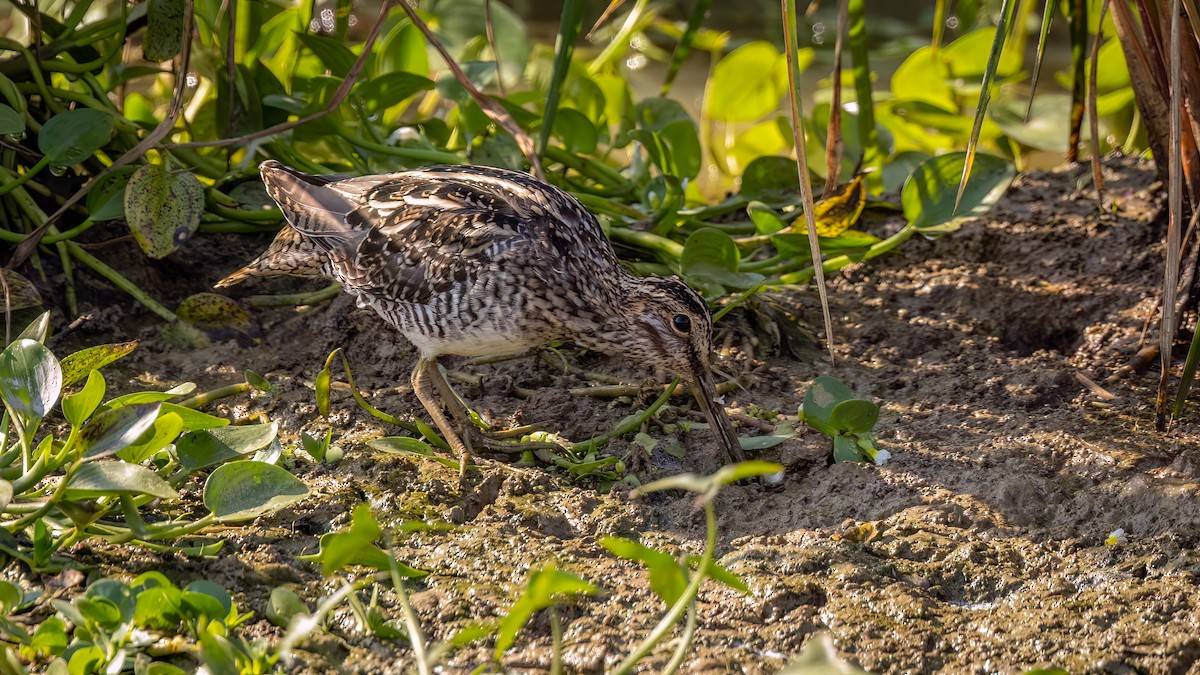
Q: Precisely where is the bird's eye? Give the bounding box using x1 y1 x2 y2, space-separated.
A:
672 314 692 333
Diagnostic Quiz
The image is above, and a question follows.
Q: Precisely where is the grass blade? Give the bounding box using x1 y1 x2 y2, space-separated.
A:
822 0 849 199
660 0 712 96
1026 0 1057 120
1087 0 1111 201
847 0 879 176
953 0 1017 212
1066 0 1089 162
1159 0 1184 429
538 0 585 157
931 0 947 56
782 0 835 360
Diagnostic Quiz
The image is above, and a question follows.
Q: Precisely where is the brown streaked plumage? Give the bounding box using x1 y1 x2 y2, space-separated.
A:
220 160 745 472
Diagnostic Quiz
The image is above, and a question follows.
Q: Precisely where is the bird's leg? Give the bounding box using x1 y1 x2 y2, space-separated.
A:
411 357 472 480
424 362 558 454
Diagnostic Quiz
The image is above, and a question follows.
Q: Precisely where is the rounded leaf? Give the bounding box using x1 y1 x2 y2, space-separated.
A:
38 109 114 166
65 461 180 499
124 164 204 258
176 422 279 473
176 293 255 331
829 399 880 433
79 402 162 459
0 338 62 433
0 103 23 135
707 42 793 122
901 152 1015 233
62 369 106 427
203 460 309 522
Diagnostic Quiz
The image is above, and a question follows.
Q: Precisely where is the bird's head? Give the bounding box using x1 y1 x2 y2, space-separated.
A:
605 275 745 466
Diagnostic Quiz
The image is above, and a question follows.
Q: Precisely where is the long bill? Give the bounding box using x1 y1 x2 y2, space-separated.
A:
690 371 746 466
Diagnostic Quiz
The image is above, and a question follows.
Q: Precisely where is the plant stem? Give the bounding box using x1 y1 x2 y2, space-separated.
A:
612 504 716 674
176 382 250 409
774 223 915 285
244 283 342 307
65 242 178 322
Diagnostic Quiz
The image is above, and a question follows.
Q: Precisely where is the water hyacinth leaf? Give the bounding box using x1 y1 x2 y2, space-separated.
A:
15 311 50 344
629 120 701 180
79 402 162 459
495 562 597 658
117 412 184 464
991 93 1072 152
176 422 279 472
62 370 106 427
244 370 273 393
902 152 1015 233
680 228 765 290
320 503 380 574
357 72 435 114
366 436 456 468
296 32 357 77
86 168 137 222
124 164 205 258
144 0 184 61
740 155 799 200
802 375 853 430
833 434 863 463
65 461 180 499
748 202 788 234
204 460 309 522
706 41 793 122
314 361 332 416
0 339 62 437
159 402 229 431
184 580 233 619
829 399 879 434
0 103 22 135
601 537 687 605
176 293 255 331
1 270 42 311
551 107 598 155
135 584 183 630
59 341 138 387
38 109 114 166
266 587 309 628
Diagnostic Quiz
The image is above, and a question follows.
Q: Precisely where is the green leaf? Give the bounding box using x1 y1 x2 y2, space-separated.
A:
117 411 184 464
59 341 138 387
315 360 332 417
183 581 233 620
199 632 239 675
124 164 205 258
833 434 863 463
14 311 50 344
550 107 598 155
62 370 106 427
801 376 853 429
0 579 22 614
0 338 62 438
244 370 273 393
0 103 23 135
0 270 42 312
29 616 67 655
829 399 879 434
144 0 184 61
901 152 1015 233
748 201 788 234
706 41 797 122
739 155 798 200
601 537 687 605
159 402 229 431
65 461 180 499
67 645 104 675
79 402 161 459
176 422 279 473
680 228 765 291
38 109 114 166
357 72 434 113
991 93 1071 152
320 503 380 574
203 460 309 522
629 119 701 180
366 436 457 467
176 293 256 331
134 584 183 630
296 32 357 77
890 45 956 112
265 587 309 628
495 562 596 658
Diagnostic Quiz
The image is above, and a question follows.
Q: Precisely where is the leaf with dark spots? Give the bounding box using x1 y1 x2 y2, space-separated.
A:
124 164 204 258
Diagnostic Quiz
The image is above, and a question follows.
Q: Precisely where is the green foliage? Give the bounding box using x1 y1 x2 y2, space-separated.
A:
4 573 280 674
800 376 884 464
0 313 308 570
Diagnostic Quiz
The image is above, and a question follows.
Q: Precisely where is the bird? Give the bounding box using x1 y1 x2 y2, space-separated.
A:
218 160 746 473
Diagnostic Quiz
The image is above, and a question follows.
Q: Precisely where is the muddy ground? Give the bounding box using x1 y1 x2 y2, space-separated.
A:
33 155 1200 673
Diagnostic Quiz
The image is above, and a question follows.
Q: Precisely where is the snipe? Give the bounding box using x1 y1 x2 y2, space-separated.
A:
219 161 745 471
